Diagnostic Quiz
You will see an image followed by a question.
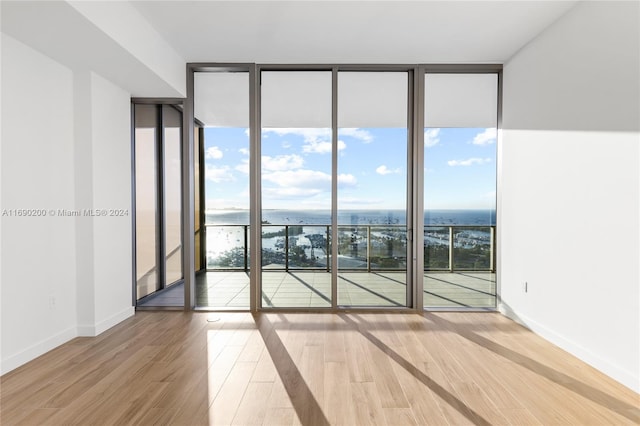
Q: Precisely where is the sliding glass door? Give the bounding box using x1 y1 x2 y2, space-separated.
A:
337 71 410 307
180 64 500 311
134 105 159 299
194 70 251 309
133 103 184 307
423 73 498 309
163 106 184 286
256 69 413 309
260 71 333 308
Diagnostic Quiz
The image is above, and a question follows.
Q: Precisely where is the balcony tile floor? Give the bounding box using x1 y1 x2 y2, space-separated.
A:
138 271 496 309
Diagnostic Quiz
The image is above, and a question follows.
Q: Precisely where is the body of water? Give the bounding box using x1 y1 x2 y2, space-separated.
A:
206 209 496 226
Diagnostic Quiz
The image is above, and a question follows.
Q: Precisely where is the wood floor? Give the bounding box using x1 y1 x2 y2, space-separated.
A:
1 312 638 425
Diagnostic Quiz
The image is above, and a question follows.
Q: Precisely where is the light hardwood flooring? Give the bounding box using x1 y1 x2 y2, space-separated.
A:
1 312 638 425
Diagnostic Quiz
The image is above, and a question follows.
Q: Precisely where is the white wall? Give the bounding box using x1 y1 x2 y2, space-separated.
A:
501 1 640 392
1 34 78 372
74 70 135 336
89 72 134 333
68 1 185 97
0 34 135 373
0 0 190 373
1 1 185 98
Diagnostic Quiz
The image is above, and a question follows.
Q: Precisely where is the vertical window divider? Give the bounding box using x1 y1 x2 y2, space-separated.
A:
331 67 339 310
250 64 261 312
157 105 167 292
183 69 196 310
198 125 206 271
406 68 415 309
495 68 504 307
414 66 426 311
130 103 137 306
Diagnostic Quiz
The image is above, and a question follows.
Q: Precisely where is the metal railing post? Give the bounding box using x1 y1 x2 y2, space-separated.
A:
490 225 495 273
285 225 289 272
244 225 249 272
326 225 330 272
367 226 372 272
449 226 454 272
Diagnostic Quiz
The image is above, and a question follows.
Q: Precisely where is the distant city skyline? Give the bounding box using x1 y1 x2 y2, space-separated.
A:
204 126 496 211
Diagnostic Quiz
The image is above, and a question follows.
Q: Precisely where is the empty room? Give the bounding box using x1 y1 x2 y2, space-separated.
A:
1 1 638 425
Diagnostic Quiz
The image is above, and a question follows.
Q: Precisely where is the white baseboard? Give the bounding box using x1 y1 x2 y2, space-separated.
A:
499 303 640 394
0 325 77 375
1 307 135 375
77 306 134 336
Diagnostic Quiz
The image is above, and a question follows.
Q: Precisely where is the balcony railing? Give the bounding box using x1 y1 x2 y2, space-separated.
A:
424 225 496 272
205 224 495 273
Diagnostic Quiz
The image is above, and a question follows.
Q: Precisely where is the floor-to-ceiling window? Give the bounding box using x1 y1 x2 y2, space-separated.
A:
163 106 184 286
164 63 501 312
194 70 252 309
260 70 333 308
133 102 185 307
337 71 411 307
134 104 159 299
423 72 498 309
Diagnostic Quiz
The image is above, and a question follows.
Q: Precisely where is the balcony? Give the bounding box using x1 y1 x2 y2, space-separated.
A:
138 224 495 308
191 224 496 309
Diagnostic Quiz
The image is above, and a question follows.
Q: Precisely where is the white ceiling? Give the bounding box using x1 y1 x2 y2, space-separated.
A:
132 0 579 64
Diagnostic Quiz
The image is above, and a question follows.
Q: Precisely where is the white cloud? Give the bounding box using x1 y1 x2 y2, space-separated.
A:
263 169 330 188
262 154 304 171
340 128 374 143
447 157 492 167
302 139 346 154
262 169 356 199
472 128 497 145
205 165 235 182
239 148 249 156
376 165 401 175
262 128 349 154
424 128 440 148
205 146 223 159
337 173 357 186
235 159 249 174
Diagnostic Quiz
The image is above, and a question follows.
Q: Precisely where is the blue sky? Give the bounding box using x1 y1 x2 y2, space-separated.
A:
203 126 496 211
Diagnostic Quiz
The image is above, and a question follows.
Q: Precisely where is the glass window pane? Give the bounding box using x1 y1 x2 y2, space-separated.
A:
194 125 202 272
261 71 332 127
134 105 158 299
196 71 250 308
337 71 409 307
338 71 407 127
424 73 497 128
163 105 183 285
195 72 250 127
261 71 332 308
424 73 497 309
